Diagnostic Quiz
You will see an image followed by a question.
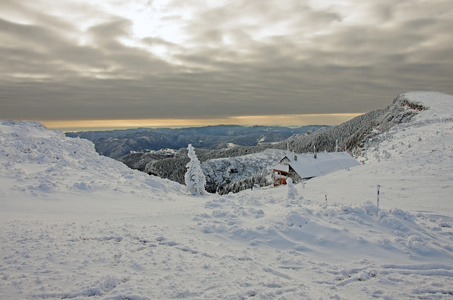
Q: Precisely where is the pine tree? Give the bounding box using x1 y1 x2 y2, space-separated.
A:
184 144 206 195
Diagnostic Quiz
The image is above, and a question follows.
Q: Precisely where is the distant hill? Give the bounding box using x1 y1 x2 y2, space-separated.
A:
65 125 329 159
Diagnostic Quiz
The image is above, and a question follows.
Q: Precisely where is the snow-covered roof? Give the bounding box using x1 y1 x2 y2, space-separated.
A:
273 163 289 173
275 152 360 179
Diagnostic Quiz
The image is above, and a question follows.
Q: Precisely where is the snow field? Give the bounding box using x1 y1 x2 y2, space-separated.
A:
195 188 453 298
3 190 452 299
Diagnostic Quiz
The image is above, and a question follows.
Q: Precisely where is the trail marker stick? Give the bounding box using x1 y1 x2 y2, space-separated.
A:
377 185 381 208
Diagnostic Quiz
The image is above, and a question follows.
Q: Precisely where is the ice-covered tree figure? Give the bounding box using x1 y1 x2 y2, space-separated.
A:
286 177 299 200
185 144 206 195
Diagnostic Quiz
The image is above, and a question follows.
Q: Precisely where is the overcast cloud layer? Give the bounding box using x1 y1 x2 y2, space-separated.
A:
1 0 452 123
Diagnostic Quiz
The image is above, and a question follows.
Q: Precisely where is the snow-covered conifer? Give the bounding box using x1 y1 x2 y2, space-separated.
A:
287 178 299 200
184 144 206 195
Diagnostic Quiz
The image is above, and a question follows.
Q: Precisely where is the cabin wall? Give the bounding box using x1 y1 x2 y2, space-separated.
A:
288 167 302 183
273 170 288 186
273 167 302 186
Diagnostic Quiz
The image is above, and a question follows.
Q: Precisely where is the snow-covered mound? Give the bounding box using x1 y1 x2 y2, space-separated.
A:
402 91 453 122
1 92 453 299
0 120 178 201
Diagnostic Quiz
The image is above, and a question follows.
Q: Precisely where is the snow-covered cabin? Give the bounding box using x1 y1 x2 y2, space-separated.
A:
272 152 360 185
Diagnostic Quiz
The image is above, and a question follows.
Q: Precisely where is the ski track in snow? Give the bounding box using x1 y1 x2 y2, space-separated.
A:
1 92 453 299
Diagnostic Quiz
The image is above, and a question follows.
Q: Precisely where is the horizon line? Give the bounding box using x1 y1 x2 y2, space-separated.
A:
37 113 363 132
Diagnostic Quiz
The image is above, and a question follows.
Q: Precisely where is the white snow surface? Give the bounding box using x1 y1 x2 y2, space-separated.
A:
1 92 453 299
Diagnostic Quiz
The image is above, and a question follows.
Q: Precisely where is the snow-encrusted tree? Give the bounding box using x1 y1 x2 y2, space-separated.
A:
286 178 299 200
184 144 206 195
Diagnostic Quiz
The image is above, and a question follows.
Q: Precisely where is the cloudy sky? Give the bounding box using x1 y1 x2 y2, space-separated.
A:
1 0 452 129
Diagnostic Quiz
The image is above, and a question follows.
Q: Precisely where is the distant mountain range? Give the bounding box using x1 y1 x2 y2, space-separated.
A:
65 125 329 158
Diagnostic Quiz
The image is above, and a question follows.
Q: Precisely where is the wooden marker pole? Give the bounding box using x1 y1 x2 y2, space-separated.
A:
377 185 381 208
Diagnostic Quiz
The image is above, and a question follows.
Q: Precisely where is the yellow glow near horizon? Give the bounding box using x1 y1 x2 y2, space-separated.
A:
40 113 363 132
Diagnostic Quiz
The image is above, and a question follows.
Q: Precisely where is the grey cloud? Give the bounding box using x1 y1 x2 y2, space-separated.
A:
84 18 174 76
0 18 66 52
53 45 109 70
0 15 172 79
182 1 341 47
0 19 82 80
142 36 176 47
0 0 77 33
88 18 132 44
372 4 394 23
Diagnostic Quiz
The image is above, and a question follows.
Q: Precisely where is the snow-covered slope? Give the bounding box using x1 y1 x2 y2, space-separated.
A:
0 121 179 210
1 92 453 299
305 91 453 213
